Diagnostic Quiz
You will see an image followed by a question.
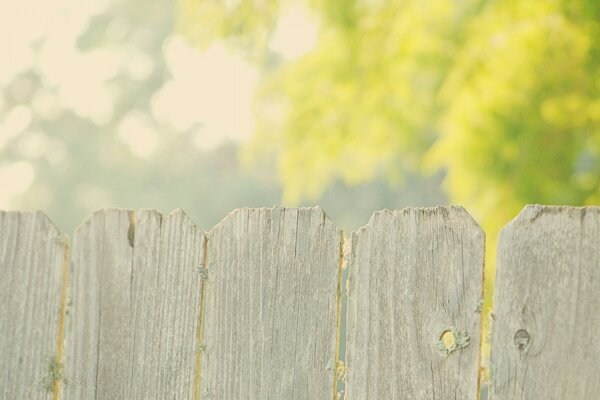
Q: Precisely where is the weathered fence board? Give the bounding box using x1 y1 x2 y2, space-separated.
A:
64 209 205 399
200 207 342 399
345 207 485 399
6 205 600 399
0 211 67 399
491 206 600 399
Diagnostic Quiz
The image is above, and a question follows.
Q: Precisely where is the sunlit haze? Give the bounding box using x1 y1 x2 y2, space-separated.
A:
0 0 319 209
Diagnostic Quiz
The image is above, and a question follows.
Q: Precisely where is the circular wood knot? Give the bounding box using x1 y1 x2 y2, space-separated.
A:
513 329 530 351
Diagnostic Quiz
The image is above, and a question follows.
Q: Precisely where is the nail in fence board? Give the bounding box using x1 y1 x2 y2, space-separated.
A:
200 207 341 399
491 206 600 399
345 207 484 399
64 209 205 399
0 211 67 399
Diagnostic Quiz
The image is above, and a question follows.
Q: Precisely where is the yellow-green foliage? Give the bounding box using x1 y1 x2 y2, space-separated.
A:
177 0 281 61
178 0 600 232
430 1 600 232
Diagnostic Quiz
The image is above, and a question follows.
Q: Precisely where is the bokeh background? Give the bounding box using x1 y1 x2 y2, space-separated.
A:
3 0 600 386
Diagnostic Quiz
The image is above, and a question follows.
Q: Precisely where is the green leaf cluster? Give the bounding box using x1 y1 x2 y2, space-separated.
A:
178 0 600 233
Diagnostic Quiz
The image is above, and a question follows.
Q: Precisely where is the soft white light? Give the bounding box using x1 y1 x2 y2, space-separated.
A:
0 106 33 149
127 52 155 81
0 161 35 195
152 36 259 142
32 88 62 120
270 5 318 60
118 112 159 158
0 0 110 87
38 26 118 123
3 106 33 135
19 132 49 159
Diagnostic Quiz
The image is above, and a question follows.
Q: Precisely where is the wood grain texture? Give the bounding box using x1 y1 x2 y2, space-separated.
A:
200 207 341 399
345 207 484 400
0 211 67 399
491 205 600 399
64 209 205 399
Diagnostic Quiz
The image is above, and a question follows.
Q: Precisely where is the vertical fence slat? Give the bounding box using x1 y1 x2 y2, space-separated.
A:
345 207 484 399
200 207 341 399
491 206 600 399
0 211 67 399
64 209 205 399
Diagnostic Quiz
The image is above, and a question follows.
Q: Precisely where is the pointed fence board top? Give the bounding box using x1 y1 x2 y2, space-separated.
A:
345 207 485 400
10 205 600 399
200 207 342 400
491 205 600 399
63 209 205 400
0 211 67 399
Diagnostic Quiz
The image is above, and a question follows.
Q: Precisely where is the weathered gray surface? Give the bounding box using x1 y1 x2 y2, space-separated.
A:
64 209 205 399
345 207 485 400
491 205 600 399
0 211 67 399
200 207 341 399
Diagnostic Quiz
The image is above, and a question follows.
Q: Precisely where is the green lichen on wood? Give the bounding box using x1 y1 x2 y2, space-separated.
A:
197 266 209 281
436 327 470 357
40 356 65 392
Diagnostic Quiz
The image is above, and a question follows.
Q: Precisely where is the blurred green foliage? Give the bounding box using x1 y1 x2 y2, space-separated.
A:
179 0 600 236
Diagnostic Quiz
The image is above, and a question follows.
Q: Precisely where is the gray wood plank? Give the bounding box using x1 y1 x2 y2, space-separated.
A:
0 211 68 399
490 205 600 399
345 207 485 400
64 209 205 399
200 207 342 399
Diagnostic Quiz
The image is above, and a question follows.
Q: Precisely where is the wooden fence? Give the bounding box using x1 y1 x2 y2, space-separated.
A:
0 205 597 399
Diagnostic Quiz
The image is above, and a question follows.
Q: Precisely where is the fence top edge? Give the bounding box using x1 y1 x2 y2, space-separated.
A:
1 206 488 239
500 204 600 235
352 205 482 238
208 206 339 235
73 208 200 236
0 209 64 236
